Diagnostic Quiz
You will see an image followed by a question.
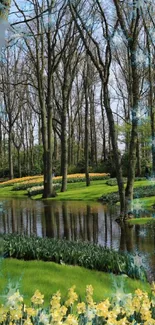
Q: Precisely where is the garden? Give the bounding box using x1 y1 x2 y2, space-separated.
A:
1 174 155 324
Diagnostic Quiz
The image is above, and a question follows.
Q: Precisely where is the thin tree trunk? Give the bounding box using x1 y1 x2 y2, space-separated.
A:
61 109 68 192
103 84 125 216
136 134 141 177
8 130 14 179
84 75 90 187
100 88 106 161
125 44 139 213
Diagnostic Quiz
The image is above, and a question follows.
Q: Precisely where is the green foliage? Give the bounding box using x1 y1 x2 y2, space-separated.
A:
68 165 79 174
106 179 120 186
106 177 146 186
99 184 155 203
2 234 146 281
127 217 155 225
90 162 107 173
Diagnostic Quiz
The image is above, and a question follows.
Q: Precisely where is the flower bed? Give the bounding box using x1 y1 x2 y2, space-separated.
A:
12 174 110 191
1 284 155 324
2 234 146 280
27 184 61 196
0 175 42 187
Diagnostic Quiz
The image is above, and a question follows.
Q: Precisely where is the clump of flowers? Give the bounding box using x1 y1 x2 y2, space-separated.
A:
1 284 155 324
0 173 110 190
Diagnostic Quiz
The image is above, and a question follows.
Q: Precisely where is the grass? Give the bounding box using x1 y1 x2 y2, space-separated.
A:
127 217 155 225
0 186 27 198
34 179 155 203
0 180 116 201
1 178 155 207
0 258 151 306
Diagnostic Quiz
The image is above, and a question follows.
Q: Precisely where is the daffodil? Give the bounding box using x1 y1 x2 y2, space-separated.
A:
31 289 44 305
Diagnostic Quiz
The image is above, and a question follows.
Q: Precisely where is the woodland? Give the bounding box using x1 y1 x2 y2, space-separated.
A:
0 0 155 218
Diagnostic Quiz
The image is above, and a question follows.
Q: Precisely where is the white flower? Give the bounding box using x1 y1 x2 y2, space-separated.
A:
39 311 50 325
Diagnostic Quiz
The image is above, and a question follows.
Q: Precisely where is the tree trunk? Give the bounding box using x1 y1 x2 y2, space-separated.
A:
0 121 2 168
8 130 14 179
84 77 90 187
100 88 106 161
125 44 139 213
89 87 97 165
103 84 125 216
147 37 155 176
53 129 58 161
136 134 141 177
17 148 21 178
47 102 54 197
61 109 68 192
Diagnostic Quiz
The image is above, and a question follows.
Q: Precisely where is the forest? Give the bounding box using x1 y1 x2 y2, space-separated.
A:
0 0 154 217
1 2 155 324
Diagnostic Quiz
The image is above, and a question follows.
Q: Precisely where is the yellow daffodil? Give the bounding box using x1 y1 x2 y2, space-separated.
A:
77 302 86 314
31 290 44 305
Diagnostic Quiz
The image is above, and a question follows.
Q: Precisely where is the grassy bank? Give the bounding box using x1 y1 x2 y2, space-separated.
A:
3 234 146 280
0 258 151 306
127 217 155 225
0 179 116 200
0 177 155 211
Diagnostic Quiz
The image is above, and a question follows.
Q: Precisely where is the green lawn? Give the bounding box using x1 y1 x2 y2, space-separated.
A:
0 186 27 198
0 258 151 306
0 179 155 210
127 217 155 225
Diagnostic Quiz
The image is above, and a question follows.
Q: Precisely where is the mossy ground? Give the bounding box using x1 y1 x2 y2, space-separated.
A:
0 258 151 306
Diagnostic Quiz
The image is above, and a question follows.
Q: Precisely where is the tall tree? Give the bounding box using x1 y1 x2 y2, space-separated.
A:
69 0 142 218
69 0 125 216
113 0 140 211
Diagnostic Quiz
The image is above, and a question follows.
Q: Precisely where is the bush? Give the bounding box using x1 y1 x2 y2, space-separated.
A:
106 177 146 186
2 234 146 280
99 184 155 203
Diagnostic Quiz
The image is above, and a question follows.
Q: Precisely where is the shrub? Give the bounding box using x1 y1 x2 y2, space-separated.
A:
27 184 61 196
106 177 146 186
2 234 146 280
99 184 155 203
1 284 155 324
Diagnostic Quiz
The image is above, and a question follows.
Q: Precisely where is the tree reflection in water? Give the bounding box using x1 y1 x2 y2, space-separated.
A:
0 198 155 278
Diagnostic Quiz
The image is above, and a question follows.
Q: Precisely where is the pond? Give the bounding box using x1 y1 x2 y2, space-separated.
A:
0 198 155 281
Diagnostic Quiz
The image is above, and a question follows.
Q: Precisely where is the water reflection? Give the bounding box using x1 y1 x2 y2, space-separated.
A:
0 198 155 279
119 222 134 253
43 201 99 243
0 199 121 247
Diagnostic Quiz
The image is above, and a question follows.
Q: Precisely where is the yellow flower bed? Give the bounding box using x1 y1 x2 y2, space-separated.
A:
1 284 155 324
0 175 42 186
1 173 109 187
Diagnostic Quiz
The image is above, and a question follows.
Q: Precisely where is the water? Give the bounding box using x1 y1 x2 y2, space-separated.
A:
0 198 155 280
